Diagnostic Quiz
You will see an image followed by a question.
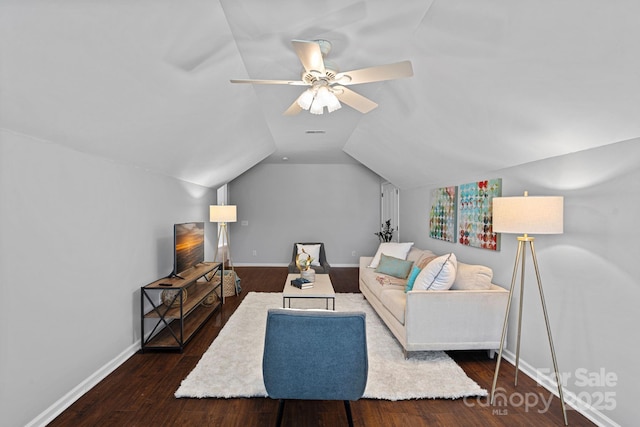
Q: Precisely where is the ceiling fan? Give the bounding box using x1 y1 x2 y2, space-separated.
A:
230 39 413 115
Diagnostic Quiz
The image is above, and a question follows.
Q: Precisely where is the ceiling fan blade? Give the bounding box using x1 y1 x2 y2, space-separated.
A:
333 86 378 114
291 40 326 75
336 60 413 85
283 100 303 116
230 79 307 86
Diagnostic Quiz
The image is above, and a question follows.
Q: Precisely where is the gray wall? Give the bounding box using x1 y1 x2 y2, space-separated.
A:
0 130 217 427
400 138 640 427
229 163 383 267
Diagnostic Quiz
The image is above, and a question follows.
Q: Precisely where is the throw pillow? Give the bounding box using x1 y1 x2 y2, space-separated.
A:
414 253 458 291
368 242 414 268
451 262 493 290
406 248 435 263
296 244 321 266
375 254 414 279
417 255 438 269
405 265 422 292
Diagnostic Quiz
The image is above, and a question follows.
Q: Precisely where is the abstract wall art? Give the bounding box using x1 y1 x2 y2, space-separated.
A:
429 186 457 243
458 178 502 250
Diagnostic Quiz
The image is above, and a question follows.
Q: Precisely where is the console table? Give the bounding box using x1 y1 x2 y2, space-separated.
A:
140 262 221 352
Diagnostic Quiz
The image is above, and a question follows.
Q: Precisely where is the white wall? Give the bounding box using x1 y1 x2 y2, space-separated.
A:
0 130 217 427
400 138 640 427
229 163 383 267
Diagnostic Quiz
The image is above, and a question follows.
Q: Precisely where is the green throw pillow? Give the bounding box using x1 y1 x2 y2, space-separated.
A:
375 253 414 279
405 265 422 292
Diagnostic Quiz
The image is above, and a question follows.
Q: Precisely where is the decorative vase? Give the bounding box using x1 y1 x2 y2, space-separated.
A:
295 252 311 271
300 268 315 283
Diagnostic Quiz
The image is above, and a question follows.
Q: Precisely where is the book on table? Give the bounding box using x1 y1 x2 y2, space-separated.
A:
291 278 314 289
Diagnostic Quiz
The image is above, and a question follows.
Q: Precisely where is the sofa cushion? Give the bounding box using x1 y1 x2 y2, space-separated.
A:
451 262 493 290
368 242 414 268
360 265 404 300
380 288 407 325
375 254 414 279
414 253 457 291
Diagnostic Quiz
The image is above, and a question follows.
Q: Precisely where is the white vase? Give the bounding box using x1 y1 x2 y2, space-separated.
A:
300 269 315 283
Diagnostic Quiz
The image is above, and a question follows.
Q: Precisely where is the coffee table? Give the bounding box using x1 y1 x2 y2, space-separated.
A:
283 273 335 310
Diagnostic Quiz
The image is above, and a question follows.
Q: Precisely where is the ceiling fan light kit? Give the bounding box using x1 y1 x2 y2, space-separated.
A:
310 99 324 115
230 39 413 116
324 92 341 113
296 89 315 110
297 84 342 115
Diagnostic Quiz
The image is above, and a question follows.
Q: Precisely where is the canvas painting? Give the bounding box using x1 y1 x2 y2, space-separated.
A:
429 186 457 243
458 179 502 250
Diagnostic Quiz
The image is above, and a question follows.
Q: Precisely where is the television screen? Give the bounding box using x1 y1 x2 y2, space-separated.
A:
174 222 205 275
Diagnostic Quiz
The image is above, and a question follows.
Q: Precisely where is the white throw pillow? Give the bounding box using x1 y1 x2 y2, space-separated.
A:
368 242 414 268
414 253 457 291
296 244 321 266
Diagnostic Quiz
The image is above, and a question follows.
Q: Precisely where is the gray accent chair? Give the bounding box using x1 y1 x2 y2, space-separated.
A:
287 242 331 273
262 309 368 427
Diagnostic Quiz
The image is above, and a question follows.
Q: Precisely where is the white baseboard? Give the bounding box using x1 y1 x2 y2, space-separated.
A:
500 349 620 427
26 342 140 427
232 262 359 268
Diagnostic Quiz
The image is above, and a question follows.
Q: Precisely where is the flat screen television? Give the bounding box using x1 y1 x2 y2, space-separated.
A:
173 222 205 276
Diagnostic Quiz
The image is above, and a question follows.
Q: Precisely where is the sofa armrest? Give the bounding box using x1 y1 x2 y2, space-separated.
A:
404 286 509 350
359 257 373 270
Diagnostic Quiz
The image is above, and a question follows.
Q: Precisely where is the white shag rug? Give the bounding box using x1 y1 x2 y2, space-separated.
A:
175 292 487 400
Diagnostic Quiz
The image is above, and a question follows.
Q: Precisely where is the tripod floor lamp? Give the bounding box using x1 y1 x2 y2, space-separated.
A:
490 191 568 425
210 205 238 300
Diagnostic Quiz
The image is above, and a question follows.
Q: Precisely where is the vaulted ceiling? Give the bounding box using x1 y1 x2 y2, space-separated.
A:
2 0 639 189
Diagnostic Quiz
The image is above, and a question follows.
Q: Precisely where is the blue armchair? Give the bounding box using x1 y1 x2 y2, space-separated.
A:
262 309 368 427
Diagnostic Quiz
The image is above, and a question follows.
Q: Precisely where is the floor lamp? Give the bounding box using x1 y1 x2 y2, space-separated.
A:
210 205 238 301
490 191 568 425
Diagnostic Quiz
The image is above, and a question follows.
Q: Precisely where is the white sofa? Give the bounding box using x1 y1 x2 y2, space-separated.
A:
359 247 509 357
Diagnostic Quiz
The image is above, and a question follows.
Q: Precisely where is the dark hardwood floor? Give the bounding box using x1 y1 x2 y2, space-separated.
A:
49 267 594 426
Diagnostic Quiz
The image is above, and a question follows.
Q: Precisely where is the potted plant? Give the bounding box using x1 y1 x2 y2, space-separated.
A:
375 219 394 242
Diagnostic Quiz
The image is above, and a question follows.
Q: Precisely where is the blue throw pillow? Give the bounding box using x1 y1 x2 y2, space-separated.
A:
374 253 414 279
405 265 422 292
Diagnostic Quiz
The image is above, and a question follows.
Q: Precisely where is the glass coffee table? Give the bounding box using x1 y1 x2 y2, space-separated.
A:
283 273 335 310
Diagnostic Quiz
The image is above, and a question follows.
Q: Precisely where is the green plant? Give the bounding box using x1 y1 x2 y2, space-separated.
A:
375 219 394 242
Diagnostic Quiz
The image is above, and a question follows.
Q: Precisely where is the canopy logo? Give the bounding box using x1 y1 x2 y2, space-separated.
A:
464 367 617 415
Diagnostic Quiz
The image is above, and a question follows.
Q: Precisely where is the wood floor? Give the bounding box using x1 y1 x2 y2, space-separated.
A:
50 267 595 426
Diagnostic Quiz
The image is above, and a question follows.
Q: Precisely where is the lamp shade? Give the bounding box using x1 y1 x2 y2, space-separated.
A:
492 195 563 234
296 89 315 110
209 205 237 223
325 91 342 112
